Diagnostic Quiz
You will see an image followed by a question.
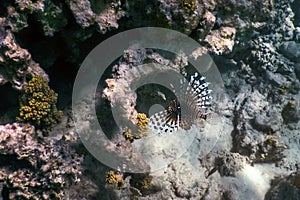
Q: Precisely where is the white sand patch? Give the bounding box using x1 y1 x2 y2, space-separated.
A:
222 164 291 200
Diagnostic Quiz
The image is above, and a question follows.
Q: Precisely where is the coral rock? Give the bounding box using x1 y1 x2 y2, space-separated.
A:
0 123 82 199
204 27 236 55
0 21 48 90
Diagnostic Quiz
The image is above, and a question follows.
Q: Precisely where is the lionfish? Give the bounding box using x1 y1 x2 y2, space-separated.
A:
149 72 212 134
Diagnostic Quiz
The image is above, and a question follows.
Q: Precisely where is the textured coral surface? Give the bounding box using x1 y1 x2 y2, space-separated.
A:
0 0 300 199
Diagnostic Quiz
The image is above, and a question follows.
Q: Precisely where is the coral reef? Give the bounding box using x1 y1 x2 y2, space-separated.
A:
67 0 125 34
136 113 149 129
122 113 150 143
0 0 299 199
105 170 125 189
100 0 300 199
215 153 250 177
123 128 135 143
17 76 63 132
227 1 300 170
0 20 48 90
0 123 82 199
105 170 155 199
102 49 186 126
265 171 300 200
204 26 236 55
130 173 153 192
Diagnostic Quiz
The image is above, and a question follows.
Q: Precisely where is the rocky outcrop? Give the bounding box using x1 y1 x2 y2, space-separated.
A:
0 0 299 199
0 19 48 90
0 123 82 199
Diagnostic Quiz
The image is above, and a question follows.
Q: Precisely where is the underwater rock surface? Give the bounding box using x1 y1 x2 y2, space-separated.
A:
0 123 82 199
0 0 299 199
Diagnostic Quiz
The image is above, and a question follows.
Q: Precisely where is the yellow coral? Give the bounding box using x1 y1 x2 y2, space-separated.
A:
131 173 153 192
290 102 296 109
105 171 124 189
123 129 135 143
136 113 150 138
140 175 153 190
182 0 195 10
279 86 286 94
123 114 150 142
265 137 276 146
17 76 63 132
137 113 149 128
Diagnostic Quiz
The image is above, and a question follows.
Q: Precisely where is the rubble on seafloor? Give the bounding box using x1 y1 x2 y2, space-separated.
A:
0 0 299 199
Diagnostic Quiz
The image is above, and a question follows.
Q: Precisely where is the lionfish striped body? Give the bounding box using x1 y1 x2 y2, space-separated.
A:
149 72 212 134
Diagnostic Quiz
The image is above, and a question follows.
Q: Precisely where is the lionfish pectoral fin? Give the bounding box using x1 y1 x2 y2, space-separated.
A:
149 110 180 135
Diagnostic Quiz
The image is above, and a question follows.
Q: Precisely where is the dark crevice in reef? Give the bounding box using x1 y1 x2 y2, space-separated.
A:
96 98 118 140
0 83 19 109
1 184 9 200
136 84 175 116
0 154 33 170
0 83 19 124
15 14 67 70
291 0 300 27
0 1 10 17
95 59 121 139
212 55 239 74
47 59 76 110
14 13 45 47
230 97 250 155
